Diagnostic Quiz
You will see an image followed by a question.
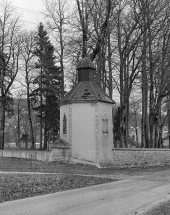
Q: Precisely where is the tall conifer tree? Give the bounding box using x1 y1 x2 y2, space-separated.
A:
31 23 61 149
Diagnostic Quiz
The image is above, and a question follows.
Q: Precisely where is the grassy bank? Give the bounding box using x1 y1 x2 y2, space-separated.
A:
0 173 114 203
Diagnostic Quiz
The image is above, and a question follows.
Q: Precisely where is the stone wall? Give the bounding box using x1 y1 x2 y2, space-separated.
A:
51 147 69 162
111 148 170 168
0 150 53 162
0 147 69 163
1 148 170 168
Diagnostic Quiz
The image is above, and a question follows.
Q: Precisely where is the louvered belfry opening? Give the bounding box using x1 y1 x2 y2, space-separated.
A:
77 57 95 82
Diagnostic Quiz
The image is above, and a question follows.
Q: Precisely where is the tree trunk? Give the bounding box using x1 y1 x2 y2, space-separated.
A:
119 58 126 148
125 55 130 147
17 102 20 148
40 67 43 150
43 93 48 150
117 10 126 148
135 128 139 148
158 123 163 148
107 12 112 99
168 114 170 149
0 96 5 149
59 19 65 99
27 95 35 149
76 0 88 58
96 50 102 86
43 120 48 150
154 117 159 148
0 95 5 150
148 16 154 148
155 100 162 148
0 55 6 149
141 69 149 148
101 47 106 92
168 102 170 149
133 110 139 147
25 65 35 149
141 28 149 148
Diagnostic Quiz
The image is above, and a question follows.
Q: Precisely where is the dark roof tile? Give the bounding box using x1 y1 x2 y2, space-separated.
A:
60 81 115 105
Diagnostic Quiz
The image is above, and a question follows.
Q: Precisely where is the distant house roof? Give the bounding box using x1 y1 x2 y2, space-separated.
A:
60 81 115 106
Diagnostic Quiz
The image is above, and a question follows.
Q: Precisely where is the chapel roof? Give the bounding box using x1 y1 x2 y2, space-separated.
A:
60 81 115 105
60 57 115 106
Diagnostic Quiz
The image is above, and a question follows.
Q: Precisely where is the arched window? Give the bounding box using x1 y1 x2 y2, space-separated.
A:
102 113 109 135
63 114 67 134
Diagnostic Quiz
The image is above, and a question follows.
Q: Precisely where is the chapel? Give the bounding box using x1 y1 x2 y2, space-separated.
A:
60 57 115 166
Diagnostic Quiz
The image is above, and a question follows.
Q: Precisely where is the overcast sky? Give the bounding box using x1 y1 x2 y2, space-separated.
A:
0 0 45 95
1 0 120 102
4 0 45 29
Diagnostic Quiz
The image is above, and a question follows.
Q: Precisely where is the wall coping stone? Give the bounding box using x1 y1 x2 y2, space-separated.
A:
112 148 170 152
51 146 69 149
0 149 52 153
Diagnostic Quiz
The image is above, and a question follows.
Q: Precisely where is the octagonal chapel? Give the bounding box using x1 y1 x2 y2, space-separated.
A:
60 57 115 167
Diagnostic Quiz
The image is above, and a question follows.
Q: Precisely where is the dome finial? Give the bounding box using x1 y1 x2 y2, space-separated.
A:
77 57 95 82
77 56 96 70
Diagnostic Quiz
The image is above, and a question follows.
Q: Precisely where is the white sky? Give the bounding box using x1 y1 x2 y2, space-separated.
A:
5 0 45 30
0 0 45 95
0 0 120 102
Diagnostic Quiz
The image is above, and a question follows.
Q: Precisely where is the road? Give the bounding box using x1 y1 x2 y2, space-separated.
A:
0 169 170 215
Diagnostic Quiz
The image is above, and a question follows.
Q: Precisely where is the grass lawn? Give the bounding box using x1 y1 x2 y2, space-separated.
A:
0 173 114 203
143 199 170 215
0 157 170 203
0 157 170 175
0 157 120 203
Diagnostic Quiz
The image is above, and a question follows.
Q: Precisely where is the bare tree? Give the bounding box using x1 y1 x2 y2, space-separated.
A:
0 1 22 149
15 92 25 148
75 0 114 61
89 0 118 96
115 0 148 147
129 97 142 148
113 0 170 148
43 0 71 98
149 19 170 148
41 0 170 150
139 0 170 148
21 31 36 149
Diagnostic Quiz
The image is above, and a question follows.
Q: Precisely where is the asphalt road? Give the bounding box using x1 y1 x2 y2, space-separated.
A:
0 169 170 215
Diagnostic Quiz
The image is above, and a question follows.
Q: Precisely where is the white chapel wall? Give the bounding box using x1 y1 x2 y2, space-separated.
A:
60 104 70 143
97 102 114 165
71 103 96 163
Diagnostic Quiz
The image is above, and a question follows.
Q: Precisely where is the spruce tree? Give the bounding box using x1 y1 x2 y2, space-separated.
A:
31 22 61 150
